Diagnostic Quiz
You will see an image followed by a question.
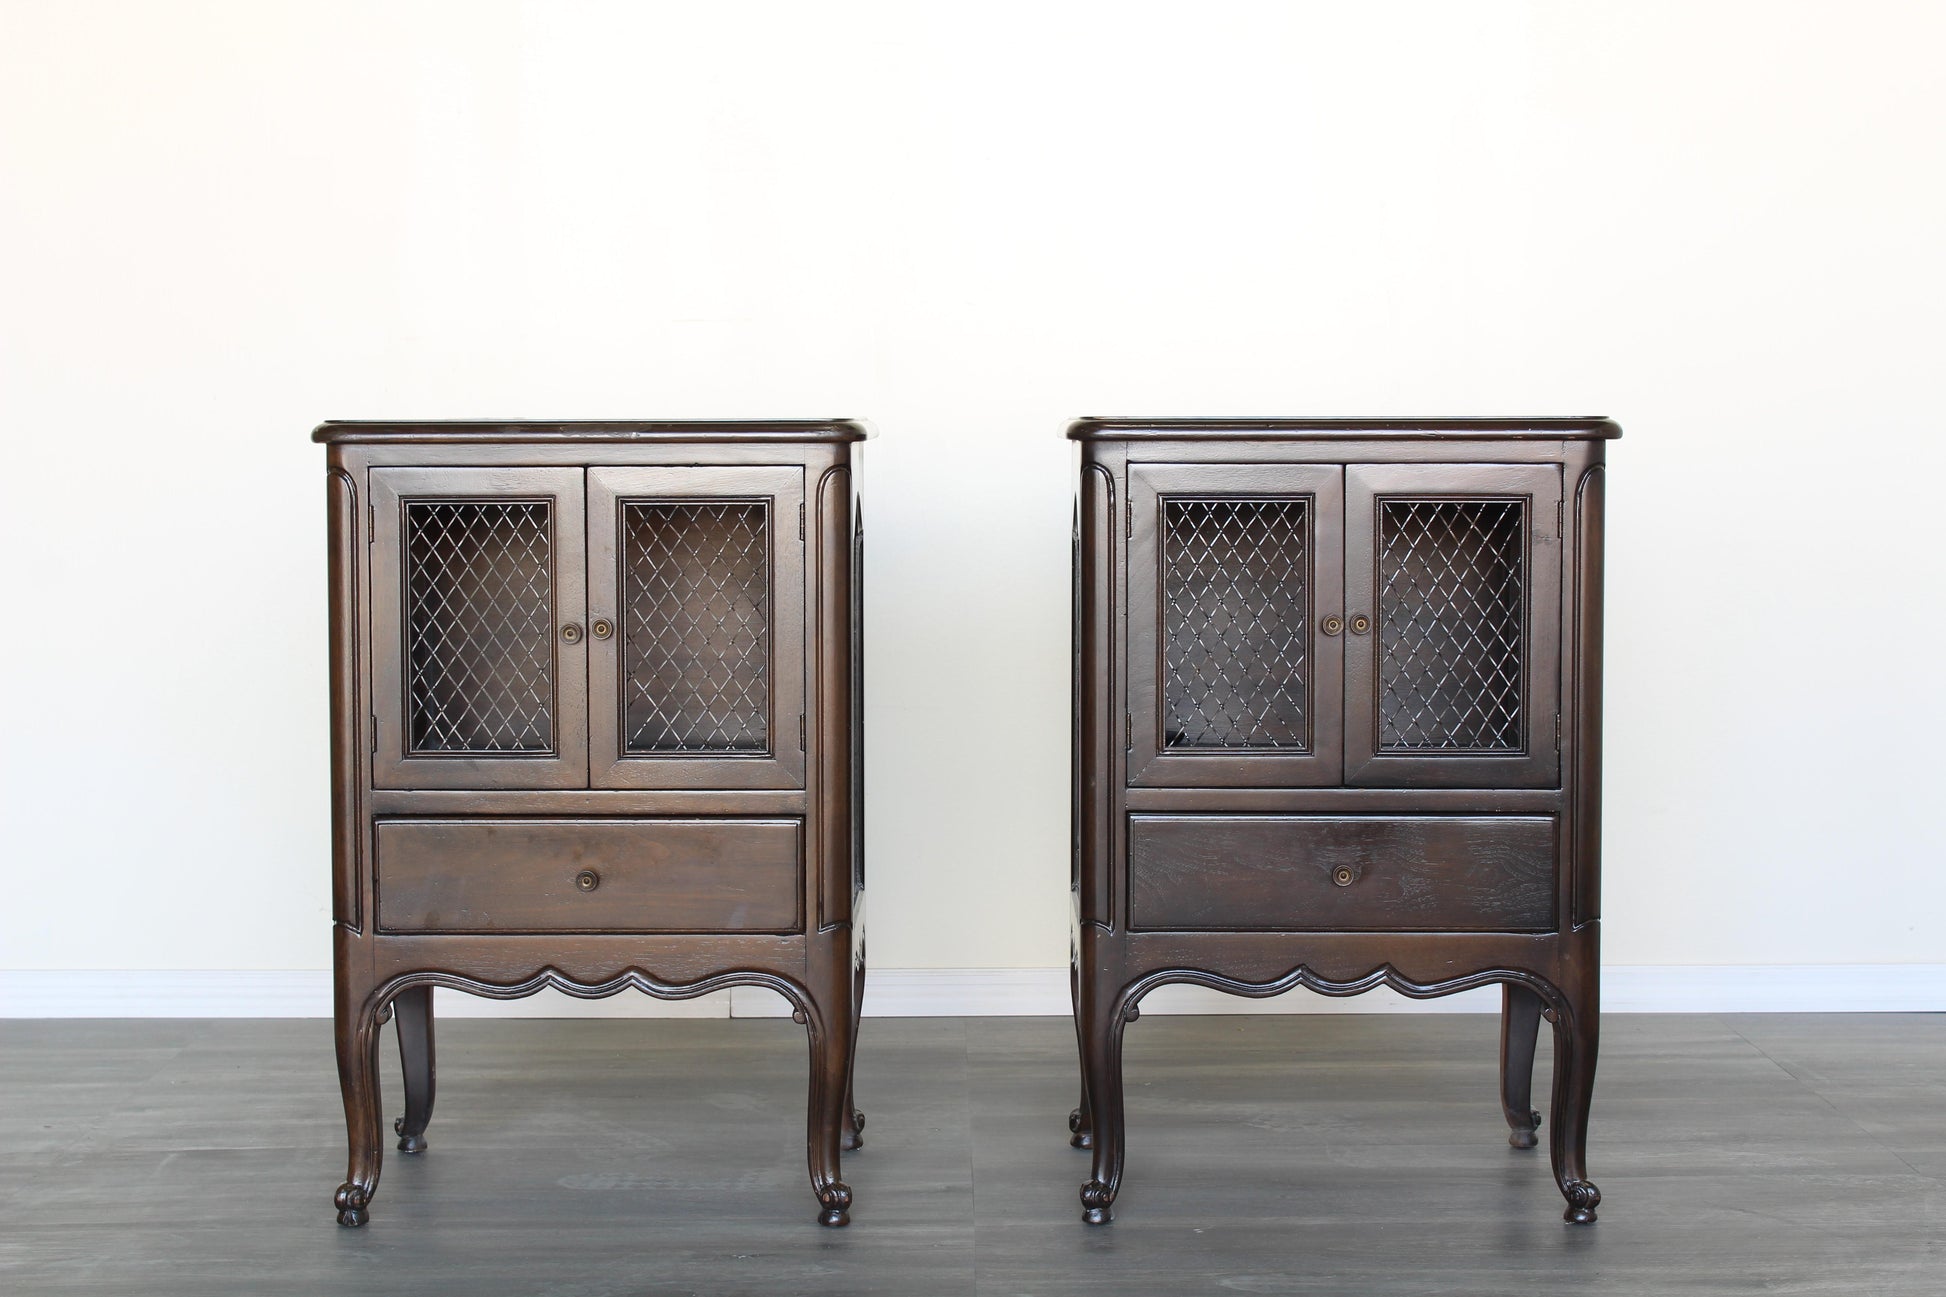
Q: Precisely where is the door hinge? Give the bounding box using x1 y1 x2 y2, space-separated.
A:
1556 497 1564 540
1554 711 1562 750
368 503 376 544
1125 713 1133 750
798 503 805 540
1126 499 1133 538
799 713 806 751
370 717 379 755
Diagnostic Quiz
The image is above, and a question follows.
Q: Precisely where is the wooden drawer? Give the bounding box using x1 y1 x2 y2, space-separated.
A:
1128 814 1556 933
375 817 802 935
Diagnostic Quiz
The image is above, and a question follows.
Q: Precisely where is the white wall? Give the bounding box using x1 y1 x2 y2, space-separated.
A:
3 2 1943 1009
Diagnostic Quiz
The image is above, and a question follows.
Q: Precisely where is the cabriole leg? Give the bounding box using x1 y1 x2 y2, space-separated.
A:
1499 983 1544 1150
1077 984 1127 1225
392 985 436 1154
1549 991 1601 1224
802 967 855 1227
333 989 384 1227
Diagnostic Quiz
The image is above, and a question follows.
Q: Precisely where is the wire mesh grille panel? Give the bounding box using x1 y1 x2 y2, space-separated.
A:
1376 499 1525 751
621 500 770 753
404 500 556 753
1161 497 1310 749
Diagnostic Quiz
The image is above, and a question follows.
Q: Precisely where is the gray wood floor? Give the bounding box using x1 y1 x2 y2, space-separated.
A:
2 1013 1942 1295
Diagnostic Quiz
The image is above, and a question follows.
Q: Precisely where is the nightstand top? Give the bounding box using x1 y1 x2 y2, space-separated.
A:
1066 416 1621 441
313 419 870 445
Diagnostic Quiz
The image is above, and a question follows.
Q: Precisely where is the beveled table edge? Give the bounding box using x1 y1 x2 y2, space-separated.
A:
1066 416 1621 441
314 419 871 444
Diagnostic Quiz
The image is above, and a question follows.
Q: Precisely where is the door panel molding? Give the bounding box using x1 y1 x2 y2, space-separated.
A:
587 466 807 790
1343 463 1562 788
1126 463 1345 788
370 467 589 790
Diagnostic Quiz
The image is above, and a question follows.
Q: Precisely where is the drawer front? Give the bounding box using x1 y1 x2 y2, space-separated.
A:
376 817 802 934
1129 814 1556 933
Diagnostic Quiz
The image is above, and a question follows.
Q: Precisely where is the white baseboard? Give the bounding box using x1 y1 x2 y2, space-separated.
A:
3 965 1944 1018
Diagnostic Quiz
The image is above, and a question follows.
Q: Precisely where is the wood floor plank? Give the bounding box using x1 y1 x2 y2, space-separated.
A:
2 1014 1942 1295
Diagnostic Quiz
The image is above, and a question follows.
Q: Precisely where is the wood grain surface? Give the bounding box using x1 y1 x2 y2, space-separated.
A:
2 1014 1941 1296
1128 814 1556 933
375 817 804 935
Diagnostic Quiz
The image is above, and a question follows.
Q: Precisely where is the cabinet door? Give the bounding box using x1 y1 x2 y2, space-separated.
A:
1344 464 1561 787
1127 463 1344 787
370 468 589 789
587 466 806 790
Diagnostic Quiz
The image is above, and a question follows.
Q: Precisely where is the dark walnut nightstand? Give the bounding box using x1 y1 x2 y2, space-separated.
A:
1067 417 1616 1225
317 420 866 1227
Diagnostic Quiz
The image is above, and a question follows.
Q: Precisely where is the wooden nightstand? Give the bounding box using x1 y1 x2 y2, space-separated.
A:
1067 417 1616 1225
317 420 866 1227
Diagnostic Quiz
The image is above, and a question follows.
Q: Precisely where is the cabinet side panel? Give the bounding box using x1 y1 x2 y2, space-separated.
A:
1078 457 1117 929
851 487 865 901
1074 459 1091 922
326 465 362 933
815 460 854 931
1572 463 1606 925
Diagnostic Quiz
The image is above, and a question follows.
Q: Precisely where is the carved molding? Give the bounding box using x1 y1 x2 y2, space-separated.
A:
366 965 822 1027
1118 962 1576 1025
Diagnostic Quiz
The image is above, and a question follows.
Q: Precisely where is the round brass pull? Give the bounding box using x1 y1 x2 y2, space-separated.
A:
1320 614 1344 636
574 869 601 893
590 618 614 641
561 622 584 645
1348 614 1372 636
1331 865 1358 888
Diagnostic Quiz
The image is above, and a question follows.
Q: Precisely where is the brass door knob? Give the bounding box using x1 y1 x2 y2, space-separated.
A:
1348 614 1372 635
590 618 614 641
574 869 600 892
561 622 584 644
1320 615 1344 636
1331 865 1358 888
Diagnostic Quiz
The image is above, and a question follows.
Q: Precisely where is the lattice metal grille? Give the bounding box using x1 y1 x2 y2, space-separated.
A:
1376 499 1525 751
1161 497 1310 749
621 500 770 753
404 500 555 753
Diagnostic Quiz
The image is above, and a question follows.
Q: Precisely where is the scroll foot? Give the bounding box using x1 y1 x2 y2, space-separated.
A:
1080 1179 1114 1225
817 1182 852 1227
333 1183 370 1228
393 1116 428 1155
